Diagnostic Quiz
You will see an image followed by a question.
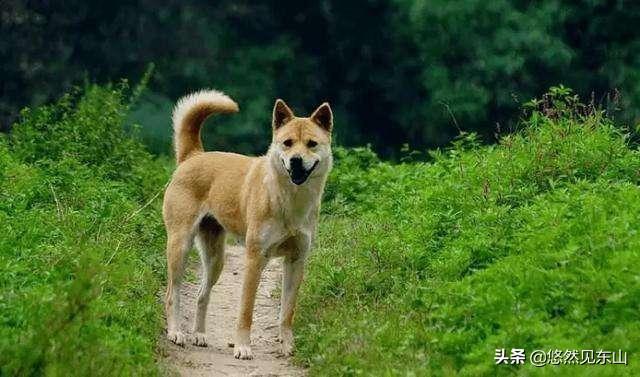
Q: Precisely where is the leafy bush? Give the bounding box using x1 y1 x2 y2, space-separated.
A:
296 88 640 376
0 84 170 376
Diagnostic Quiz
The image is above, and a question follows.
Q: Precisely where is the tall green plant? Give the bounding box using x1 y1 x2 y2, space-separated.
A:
0 83 170 376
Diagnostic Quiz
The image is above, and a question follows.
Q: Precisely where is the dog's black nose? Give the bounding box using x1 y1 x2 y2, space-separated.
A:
290 156 303 170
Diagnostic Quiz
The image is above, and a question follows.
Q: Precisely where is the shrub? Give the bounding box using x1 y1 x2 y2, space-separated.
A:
296 88 640 376
0 84 170 376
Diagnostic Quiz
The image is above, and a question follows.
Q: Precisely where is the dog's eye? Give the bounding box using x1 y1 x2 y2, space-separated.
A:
307 140 318 148
283 139 293 147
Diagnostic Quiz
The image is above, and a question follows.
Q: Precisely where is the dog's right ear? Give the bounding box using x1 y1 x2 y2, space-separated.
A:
272 99 294 130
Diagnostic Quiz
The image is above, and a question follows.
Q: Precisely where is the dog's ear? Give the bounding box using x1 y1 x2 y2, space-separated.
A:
272 99 294 130
310 102 333 132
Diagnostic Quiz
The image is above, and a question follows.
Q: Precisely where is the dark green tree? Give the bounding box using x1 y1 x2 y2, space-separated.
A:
2 1 640 156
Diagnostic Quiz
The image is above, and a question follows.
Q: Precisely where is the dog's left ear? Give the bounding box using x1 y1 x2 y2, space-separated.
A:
310 102 333 132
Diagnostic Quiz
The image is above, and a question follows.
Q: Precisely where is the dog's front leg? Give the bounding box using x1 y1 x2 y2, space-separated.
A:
234 245 267 360
279 255 305 356
279 234 310 356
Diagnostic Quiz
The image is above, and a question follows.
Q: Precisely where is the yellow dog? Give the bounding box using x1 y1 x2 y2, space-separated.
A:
163 90 333 359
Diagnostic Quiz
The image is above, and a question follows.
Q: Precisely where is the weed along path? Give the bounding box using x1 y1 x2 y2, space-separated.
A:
162 245 305 376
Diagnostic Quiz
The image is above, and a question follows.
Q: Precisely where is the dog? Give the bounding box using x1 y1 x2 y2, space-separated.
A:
163 89 333 360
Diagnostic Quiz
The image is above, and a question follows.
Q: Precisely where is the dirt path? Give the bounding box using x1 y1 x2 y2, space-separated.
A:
162 245 306 377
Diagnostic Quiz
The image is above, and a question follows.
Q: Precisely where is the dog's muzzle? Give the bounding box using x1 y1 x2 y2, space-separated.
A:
285 157 319 185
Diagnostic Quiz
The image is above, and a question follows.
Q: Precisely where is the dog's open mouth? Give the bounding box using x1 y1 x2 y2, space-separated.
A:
284 159 319 185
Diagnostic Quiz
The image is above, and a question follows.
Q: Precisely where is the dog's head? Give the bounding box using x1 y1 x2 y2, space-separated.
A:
269 99 333 186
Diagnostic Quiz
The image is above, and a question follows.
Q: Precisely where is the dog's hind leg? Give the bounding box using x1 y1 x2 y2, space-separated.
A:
279 236 309 356
279 256 305 355
192 215 226 347
165 229 193 346
164 202 202 347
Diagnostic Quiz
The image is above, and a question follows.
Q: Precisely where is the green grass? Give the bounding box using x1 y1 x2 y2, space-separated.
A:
295 88 640 376
2 83 638 376
0 84 171 376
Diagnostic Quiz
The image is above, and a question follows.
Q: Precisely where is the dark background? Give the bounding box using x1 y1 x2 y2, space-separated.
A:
2 0 640 157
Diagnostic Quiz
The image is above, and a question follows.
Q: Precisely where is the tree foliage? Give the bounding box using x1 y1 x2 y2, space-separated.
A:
2 1 640 156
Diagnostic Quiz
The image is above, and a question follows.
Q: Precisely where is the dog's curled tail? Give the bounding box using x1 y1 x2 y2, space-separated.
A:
172 89 239 163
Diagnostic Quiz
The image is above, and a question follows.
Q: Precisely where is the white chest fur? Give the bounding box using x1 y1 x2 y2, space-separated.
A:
258 185 320 257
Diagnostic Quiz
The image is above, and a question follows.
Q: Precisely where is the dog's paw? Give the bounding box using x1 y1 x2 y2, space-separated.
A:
167 331 186 346
279 329 295 356
233 344 253 360
280 341 295 357
193 332 208 347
